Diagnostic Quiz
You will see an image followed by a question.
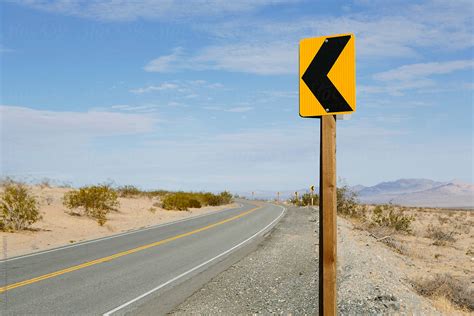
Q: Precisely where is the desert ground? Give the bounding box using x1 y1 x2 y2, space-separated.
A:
347 205 474 313
0 185 237 258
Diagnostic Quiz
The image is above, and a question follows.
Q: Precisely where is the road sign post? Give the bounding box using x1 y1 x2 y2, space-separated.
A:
299 33 355 316
319 115 337 315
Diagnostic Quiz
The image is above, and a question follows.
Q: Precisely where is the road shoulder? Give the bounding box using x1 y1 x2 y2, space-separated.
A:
172 206 440 314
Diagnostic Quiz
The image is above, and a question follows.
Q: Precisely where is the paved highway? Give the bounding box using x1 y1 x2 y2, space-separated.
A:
0 201 285 315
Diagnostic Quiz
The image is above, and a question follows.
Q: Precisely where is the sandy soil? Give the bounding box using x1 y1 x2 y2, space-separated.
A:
360 206 473 281
0 186 237 259
350 205 474 313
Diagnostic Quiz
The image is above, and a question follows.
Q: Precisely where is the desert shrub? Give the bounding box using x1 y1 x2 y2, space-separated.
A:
302 192 318 206
116 185 142 198
63 185 119 226
161 192 202 211
199 192 219 206
437 215 450 225
371 204 414 232
289 195 302 206
161 191 232 211
219 191 233 204
39 178 53 189
412 274 473 311
188 198 202 208
425 224 456 246
142 190 169 199
0 182 41 231
337 185 361 217
290 193 318 206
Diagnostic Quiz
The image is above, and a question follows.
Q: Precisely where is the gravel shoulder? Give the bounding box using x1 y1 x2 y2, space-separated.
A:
172 206 440 315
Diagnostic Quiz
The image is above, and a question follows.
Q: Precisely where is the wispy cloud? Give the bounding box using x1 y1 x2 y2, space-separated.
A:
143 0 472 75
131 80 224 95
226 106 254 113
183 1 472 77
361 59 474 95
143 47 184 72
130 83 179 94
1 105 157 138
108 104 163 112
373 60 474 81
8 0 296 21
144 42 295 75
0 45 15 53
203 105 254 113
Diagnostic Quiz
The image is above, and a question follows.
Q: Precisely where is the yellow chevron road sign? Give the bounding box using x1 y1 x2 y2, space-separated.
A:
299 33 356 117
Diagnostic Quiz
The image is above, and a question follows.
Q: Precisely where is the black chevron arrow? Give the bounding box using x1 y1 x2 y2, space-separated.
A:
302 35 352 113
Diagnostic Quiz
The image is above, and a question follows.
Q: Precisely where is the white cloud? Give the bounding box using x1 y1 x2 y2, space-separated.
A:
361 59 474 95
0 45 15 53
143 47 184 72
203 105 254 113
144 42 295 75
226 106 253 113
12 1 472 77
1 105 159 184
130 80 224 95
9 0 295 21
190 1 473 72
358 79 435 96
108 104 163 112
0 105 157 138
130 82 179 94
143 0 473 76
196 43 295 75
202 106 221 111
373 60 474 81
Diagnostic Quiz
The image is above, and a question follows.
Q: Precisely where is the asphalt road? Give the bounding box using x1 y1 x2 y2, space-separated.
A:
0 200 285 315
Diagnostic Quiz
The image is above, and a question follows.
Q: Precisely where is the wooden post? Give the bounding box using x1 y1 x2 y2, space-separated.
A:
319 115 337 316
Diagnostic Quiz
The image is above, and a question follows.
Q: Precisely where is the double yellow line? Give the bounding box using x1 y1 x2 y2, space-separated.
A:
0 205 261 294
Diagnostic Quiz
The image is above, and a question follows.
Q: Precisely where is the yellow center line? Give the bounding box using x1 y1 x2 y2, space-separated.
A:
0 204 262 294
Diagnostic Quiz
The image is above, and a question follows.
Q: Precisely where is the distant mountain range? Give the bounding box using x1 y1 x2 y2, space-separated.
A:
237 178 474 208
354 179 473 208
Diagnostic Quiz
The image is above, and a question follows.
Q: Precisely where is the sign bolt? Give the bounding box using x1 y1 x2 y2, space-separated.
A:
325 108 329 112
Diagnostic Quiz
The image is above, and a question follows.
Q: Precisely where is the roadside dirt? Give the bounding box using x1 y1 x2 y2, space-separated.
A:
350 205 474 314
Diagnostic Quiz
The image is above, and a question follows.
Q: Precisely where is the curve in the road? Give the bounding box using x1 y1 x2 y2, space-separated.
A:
0 201 285 315
0 205 261 294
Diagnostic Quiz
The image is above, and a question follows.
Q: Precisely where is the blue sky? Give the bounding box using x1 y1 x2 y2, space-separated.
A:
1 0 473 191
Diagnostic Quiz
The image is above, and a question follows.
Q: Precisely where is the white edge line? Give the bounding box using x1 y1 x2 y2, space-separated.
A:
1 203 244 263
103 205 286 316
